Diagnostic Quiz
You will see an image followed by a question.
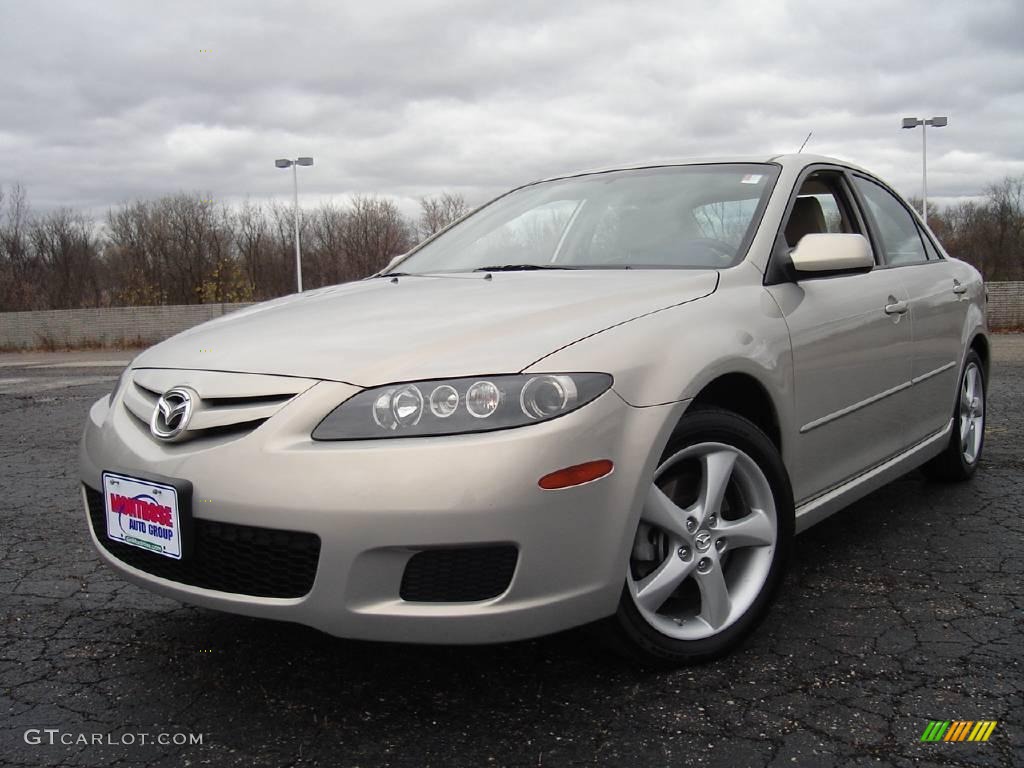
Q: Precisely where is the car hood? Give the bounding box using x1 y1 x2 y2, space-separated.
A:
132 270 719 386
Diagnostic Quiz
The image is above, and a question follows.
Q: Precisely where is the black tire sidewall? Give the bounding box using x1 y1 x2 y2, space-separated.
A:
613 407 794 664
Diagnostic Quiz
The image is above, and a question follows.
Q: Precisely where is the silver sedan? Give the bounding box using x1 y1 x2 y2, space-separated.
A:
79 154 988 664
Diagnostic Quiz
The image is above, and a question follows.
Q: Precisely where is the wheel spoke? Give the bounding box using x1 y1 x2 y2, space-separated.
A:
697 448 737 524
633 555 693 613
715 508 774 549
958 363 984 463
696 564 731 630
628 440 778 642
964 420 975 452
642 484 688 538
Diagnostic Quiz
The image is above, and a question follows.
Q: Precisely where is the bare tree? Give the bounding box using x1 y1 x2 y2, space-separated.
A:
418 192 468 240
0 183 39 310
234 199 278 299
342 195 414 279
106 199 172 305
928 175 1024 281
29 208 102 309
306 203 348 286
266 199 306 296
985 176 1024 280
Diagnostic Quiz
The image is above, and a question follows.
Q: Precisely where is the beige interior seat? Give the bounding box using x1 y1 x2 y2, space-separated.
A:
785 196 827 248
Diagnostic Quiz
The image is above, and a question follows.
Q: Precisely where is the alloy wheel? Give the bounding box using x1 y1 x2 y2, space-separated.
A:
627 442 777 641
960 362 984 465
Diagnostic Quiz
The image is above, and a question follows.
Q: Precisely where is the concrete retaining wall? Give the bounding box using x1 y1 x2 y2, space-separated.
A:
2 282 1023 350
0 303 254 350
986 282 1024 330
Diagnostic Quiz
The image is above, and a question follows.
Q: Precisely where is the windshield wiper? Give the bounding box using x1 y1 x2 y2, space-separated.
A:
367 272 412 279
473 264 574 272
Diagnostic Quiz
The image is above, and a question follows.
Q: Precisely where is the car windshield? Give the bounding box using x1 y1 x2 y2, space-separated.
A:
394 163 780 274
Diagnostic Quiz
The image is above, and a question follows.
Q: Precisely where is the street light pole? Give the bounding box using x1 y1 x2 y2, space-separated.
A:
901 116 947 226
921 120 927 224
275 156 314 292
292 161 301 293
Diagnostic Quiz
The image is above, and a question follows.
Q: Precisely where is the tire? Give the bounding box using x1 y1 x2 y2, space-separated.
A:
601 407 794 666
922 349 986 482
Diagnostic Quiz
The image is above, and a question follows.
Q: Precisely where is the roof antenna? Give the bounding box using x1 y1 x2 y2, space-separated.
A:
797 131 813 153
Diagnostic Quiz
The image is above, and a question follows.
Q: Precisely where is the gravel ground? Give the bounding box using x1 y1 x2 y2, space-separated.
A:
1 339 1021 767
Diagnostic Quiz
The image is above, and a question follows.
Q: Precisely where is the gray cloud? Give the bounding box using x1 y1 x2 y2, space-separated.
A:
0 0 1021 216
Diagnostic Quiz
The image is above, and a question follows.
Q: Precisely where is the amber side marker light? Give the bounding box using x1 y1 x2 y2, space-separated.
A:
538 460 614 490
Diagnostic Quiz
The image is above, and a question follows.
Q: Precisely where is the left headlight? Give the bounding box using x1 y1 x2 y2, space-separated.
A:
312 373 613 440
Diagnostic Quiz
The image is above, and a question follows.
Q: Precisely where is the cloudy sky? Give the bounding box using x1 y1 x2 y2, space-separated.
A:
1 0 1021 217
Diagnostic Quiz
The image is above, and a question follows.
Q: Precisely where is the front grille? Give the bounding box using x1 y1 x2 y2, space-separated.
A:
84 485 320 599
400 545 518 602
122 371 308 445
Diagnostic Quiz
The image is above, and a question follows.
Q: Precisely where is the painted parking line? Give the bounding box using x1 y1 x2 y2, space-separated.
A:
0 360 128 369
0 375 115 394
26 361 129 369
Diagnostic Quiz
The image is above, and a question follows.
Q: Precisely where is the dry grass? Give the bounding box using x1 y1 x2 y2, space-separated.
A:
0 335 151 353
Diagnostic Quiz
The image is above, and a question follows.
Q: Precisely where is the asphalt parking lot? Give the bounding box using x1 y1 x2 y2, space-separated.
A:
1 341 1021 767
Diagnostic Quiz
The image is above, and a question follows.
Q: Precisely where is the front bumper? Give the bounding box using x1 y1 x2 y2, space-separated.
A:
79 376 684 644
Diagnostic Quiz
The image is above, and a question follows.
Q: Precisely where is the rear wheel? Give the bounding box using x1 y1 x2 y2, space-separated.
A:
604 408 793 665
922 349 986 482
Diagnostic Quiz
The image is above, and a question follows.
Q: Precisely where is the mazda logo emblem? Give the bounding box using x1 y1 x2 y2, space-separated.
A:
694 531 712 552
150 387 195 441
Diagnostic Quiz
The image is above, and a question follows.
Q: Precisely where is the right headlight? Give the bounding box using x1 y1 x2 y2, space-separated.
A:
312 373 613 440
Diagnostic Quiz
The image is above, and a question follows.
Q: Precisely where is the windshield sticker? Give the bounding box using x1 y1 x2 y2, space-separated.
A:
741 174 763 184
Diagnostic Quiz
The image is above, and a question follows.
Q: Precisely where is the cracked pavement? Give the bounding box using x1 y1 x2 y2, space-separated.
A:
0 340 1021 767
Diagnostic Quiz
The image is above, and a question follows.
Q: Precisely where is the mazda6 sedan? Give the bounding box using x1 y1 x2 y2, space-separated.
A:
79 154 988 664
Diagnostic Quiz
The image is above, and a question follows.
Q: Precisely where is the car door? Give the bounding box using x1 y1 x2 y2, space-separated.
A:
765 169 915 504
850 175 968 444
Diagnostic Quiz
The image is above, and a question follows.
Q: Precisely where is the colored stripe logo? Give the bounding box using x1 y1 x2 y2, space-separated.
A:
920 720 998 742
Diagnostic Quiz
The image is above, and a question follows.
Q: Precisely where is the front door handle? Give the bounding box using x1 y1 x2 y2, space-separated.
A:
884 299 909 315
953 279 967 295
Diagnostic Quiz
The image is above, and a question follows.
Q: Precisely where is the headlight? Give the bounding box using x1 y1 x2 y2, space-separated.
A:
312 373 612 440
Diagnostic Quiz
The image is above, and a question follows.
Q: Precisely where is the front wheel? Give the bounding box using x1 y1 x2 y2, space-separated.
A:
603 408 794 665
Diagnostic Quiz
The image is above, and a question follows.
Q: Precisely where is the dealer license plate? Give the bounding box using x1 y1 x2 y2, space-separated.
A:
102 471 183 559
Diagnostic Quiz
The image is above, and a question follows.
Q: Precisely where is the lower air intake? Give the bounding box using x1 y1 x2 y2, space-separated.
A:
400 545 518 602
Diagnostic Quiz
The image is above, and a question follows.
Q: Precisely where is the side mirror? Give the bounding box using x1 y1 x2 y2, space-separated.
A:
790 233 873 274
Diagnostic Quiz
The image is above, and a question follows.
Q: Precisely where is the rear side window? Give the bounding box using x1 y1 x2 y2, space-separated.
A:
917 225 943 261
783 172 860 249
853 177 928 266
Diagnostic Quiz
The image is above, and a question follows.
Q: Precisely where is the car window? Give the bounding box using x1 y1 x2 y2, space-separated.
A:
783 174 858 249
395 164 780 272
853 177 928 266
458 199 580 266
917 225 943 261
814 194 845 233
692 198 760 248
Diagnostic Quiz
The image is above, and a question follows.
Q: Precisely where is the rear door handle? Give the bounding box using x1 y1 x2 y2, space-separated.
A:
884 300 909 315
953 280 967 295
